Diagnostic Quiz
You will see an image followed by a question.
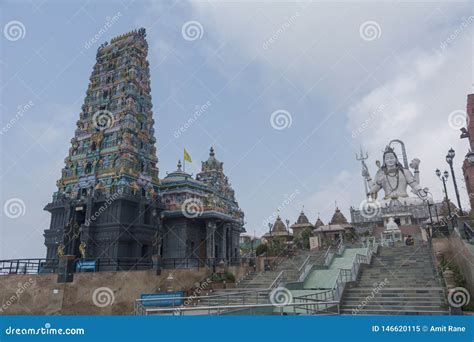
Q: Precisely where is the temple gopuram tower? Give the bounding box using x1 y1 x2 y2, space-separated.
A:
43 29 163 263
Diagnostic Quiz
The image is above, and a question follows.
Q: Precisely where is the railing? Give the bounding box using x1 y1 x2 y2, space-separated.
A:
426 243 454 315
462 221 473 241
140 299 340 316
336 238 345 255
134 288 273 315
298 258 313 282
331 243 379 302
293 289 335 302
76 258 153 272
269 271 285 289
323 246 334 267
332 269 353 301
0 259 59 275
159 258 217 270
0 257 240 275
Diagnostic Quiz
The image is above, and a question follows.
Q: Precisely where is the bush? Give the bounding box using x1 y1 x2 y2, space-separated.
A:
439 257 466 288
256 244 268 256
224 271 235 282
210 272 236 283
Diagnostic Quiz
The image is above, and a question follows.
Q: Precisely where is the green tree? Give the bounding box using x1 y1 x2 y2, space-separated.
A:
256 243 268 256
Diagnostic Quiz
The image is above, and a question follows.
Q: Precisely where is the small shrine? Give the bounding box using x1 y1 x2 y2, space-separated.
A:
290 210 314 239
381 217 403 246
263 216 292 246
313 207 354 247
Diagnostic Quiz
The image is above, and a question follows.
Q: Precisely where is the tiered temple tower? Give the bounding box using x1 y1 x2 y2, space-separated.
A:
43 29 163 262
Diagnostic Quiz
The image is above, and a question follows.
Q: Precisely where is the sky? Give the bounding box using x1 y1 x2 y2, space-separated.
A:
1 0 473 259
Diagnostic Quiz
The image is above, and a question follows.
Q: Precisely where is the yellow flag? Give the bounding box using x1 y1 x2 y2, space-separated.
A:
184 148 192 163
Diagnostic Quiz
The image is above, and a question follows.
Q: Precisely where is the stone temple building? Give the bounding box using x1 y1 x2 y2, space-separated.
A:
263 216 292 245
43 29 245 269
159 149 245 267
290 210 314 239
313 207 354 245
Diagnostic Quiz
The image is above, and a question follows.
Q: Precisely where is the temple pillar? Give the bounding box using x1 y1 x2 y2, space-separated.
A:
206 221 216 260
221 224 229 262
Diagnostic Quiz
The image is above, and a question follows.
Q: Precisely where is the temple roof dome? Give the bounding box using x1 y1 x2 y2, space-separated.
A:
201 147 223 171
161 160 198 184
296 211 310 224
272 216 288 233
314 217 324 228
330 207 348 225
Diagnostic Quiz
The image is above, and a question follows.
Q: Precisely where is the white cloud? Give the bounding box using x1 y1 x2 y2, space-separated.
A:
347 32 472 209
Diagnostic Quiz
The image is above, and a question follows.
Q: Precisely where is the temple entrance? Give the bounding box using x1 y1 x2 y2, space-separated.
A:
67 206 86 258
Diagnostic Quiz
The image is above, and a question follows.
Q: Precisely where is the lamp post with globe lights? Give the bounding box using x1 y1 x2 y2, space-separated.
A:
446 148 464 216
436 169 453 227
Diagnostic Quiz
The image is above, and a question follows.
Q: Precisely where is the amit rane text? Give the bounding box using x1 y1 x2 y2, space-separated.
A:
430 326 466 332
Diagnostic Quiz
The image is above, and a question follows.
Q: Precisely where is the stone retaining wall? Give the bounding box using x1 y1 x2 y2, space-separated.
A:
0 266 250 315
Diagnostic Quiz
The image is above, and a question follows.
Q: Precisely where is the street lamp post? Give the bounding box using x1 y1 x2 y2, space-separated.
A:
446 148 464 216
425 198 434 245
436 169 452 228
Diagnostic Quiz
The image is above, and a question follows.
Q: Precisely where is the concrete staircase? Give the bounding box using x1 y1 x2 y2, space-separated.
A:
236 250 325 289
340 245 449 315
201 250 327 309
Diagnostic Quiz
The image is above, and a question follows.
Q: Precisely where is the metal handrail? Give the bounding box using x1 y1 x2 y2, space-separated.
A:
323 246 334 267
136 288 271 304
331 243 379 302
298 255 311 272
142 300 340 316
269 271 285 289
293 289 335 302
0 258 59 275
